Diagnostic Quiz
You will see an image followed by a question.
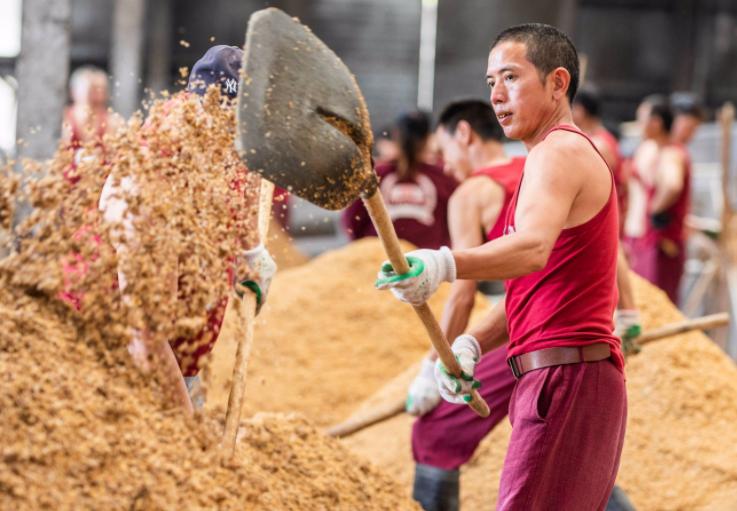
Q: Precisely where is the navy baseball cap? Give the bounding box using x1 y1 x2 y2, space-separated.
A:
187 45 243 99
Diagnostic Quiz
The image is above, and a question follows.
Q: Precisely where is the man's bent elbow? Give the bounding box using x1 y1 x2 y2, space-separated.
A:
524 238 550 273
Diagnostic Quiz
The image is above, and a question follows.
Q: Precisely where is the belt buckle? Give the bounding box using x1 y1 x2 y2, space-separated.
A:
507 356 522 379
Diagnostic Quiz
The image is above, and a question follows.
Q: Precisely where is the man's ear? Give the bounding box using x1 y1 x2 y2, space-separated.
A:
455 120 473 145
550 67 571 101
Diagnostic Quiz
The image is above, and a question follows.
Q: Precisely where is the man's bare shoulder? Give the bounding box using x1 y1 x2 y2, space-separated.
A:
450 175 503 206
526 130 589 176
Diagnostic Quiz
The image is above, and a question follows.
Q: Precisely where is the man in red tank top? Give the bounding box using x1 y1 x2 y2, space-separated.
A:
405 99 523 510
377 24 626 509
573 86 642 352
624 96 690 304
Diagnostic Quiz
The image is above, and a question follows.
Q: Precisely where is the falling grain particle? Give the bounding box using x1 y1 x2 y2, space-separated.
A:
209 36 216 42
179 39 190 48
178 67 189 78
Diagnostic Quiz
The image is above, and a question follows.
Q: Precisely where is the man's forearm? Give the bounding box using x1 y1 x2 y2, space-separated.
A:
468 299 508 354
440 280 477 345
650 185 681 214
454 231 548 281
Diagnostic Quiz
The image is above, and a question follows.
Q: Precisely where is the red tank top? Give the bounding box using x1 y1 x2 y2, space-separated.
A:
471 157 525 241
504 125 624 372
656 144 691 245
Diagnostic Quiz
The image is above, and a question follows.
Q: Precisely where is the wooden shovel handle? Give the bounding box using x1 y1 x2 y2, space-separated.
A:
362 190 490 418
223 179 275 457
636 312 729 345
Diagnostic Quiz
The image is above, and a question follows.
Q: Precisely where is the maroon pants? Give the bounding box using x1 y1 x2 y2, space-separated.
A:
624 235 684 305
497 359 627 511
412 345 516 469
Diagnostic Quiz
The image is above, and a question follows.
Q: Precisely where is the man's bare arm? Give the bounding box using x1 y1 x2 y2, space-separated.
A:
440 179 503 344
467 297 508 355
650 148 685 214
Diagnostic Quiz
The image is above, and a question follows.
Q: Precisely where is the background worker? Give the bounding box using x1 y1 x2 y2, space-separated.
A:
407 99 523 510
378 23 626 508
61 67 122 167
671 92 705 147
99 46 276 413
572 86 641 347
624 95 690 304
342 110 457 249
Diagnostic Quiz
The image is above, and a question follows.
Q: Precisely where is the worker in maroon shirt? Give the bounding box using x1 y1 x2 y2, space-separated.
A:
406 99 523 510
342 111 457 249
573 86 642 351
378 24 626 509
624 96 690 305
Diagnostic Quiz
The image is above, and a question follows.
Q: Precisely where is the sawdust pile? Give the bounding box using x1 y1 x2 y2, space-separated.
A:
0 90 418 510
342 275 737 511
205 237 492 426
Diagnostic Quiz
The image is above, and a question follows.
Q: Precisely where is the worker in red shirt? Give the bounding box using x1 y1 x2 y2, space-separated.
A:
624 95 689 304
342 111 457 249
61 66 122 184
406 99 523 510
378 24 626 509
573 86 641 349
99 46 276 413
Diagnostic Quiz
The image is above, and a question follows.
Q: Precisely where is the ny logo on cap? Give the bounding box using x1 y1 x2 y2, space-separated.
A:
225 78 238 95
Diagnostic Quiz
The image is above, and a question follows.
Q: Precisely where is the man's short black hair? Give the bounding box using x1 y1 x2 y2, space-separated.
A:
671 91 706 120
437 99 504 142
491 23 579 103
643 94 673 133
573 86 601 118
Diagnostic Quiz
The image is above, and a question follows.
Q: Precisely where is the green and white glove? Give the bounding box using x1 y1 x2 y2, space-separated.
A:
406 357 441 416
434 334 482 404
615 309 642 355
375 247 456 306
237 244 276 313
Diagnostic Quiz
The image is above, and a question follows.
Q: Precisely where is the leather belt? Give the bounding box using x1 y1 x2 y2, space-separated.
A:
507 343 611 379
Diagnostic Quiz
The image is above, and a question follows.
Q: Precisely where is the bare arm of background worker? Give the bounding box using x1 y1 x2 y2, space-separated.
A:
453 133 593 284
436 178 505 354
649 147 685 214
467 297 509 354
617 247 637 310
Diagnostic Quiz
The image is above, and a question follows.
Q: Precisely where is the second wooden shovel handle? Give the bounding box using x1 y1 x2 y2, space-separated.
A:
362 189 490 418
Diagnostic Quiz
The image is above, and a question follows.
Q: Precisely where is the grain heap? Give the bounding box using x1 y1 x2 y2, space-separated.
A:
205 237 492 426
0 90 418 510
341 275 737 510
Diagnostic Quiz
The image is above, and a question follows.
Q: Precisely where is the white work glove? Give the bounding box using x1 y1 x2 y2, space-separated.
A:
375 246 456 306
406 358 441 416
237 244 277 313
434 334 482 405
614 309 642 355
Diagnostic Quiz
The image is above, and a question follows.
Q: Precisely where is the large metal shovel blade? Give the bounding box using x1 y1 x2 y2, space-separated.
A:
237 8 377 210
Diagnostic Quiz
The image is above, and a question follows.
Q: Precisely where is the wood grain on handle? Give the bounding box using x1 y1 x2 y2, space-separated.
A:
223 178 275 457
362 190 491 418
326 399 405 438
636 313 730 345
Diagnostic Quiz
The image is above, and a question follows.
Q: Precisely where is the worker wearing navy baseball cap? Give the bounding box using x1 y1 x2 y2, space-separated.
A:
94 45 276 414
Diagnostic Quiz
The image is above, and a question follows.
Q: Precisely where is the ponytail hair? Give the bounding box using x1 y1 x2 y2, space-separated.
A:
393 111 431 180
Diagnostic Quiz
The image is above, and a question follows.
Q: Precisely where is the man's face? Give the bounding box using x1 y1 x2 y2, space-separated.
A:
435 126 472 182
87 74 109 108
672 114 700 145
637 102 663 140
486 41 553 141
